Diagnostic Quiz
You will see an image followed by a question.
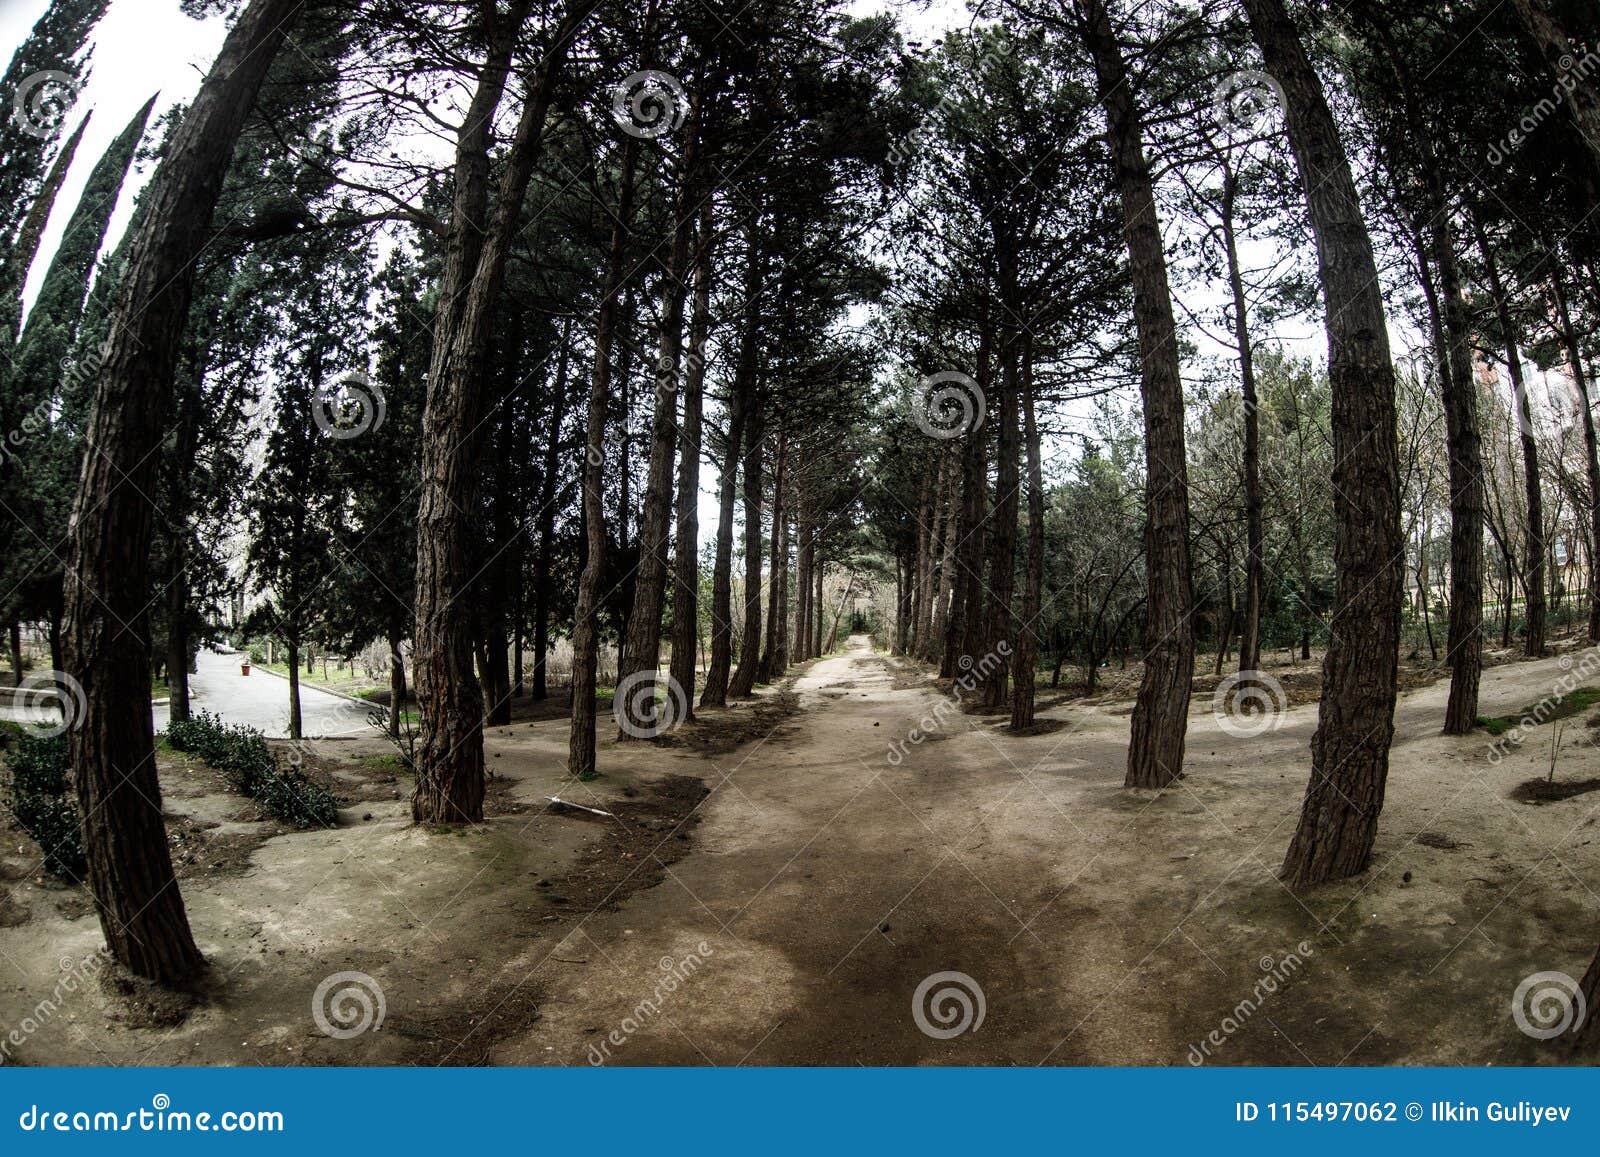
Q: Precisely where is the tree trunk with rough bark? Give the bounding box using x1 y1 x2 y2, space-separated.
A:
1221 170 1264 680
1551 266 1600 643
618 128 701 733
1011 355 1044 731
1476 217 1545 656
532 321 572 700
1079 0 1195 789
730 399 765 698
60 0 306 986
703 225 761 706
569 136 639 778
1244 0 1404 888
668 201 713 717
413 0 563 822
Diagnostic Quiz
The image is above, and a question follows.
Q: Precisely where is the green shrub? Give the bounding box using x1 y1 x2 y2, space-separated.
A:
164 712 339 829
5 730 85 881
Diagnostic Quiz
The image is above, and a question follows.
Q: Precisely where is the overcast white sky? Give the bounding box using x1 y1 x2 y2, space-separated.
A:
2 0 228 313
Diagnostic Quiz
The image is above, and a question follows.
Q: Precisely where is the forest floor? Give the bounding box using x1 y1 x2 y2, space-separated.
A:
2 634 1599 1065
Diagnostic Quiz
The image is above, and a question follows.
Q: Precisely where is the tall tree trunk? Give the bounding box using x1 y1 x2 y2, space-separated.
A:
1244 0 1404 887
388 631 406 739
758 432 788 682
286 639 302 741
668 200 713 717
618 127 701 731
60 0 304 986
1079 0 1195 788
930 457 960 663
414 0 584 822
730 398 765 697
1551 265 1600 642
946 342 990 680
984 341 1020 711
531 319 573 701
1432 215 1484 734
8 621 22 686
1221 168 1264 679
702 224 761 707
1011 352 1044 731
1475 217 1545 656
569 136 640 778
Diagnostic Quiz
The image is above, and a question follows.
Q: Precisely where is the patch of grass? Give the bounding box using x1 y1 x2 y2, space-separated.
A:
1475 685 1600 736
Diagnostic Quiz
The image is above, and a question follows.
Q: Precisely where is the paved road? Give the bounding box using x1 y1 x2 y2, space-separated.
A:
152 649 381 739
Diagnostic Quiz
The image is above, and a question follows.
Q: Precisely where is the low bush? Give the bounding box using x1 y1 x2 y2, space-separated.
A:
4 730 85 881
165 712 339 829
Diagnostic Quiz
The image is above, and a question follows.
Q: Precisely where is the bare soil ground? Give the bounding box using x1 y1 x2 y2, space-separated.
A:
2 636 1598 1066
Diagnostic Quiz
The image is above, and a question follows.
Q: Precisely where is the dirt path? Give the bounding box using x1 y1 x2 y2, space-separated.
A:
491 637 1600 1066
4 636 1598 1066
